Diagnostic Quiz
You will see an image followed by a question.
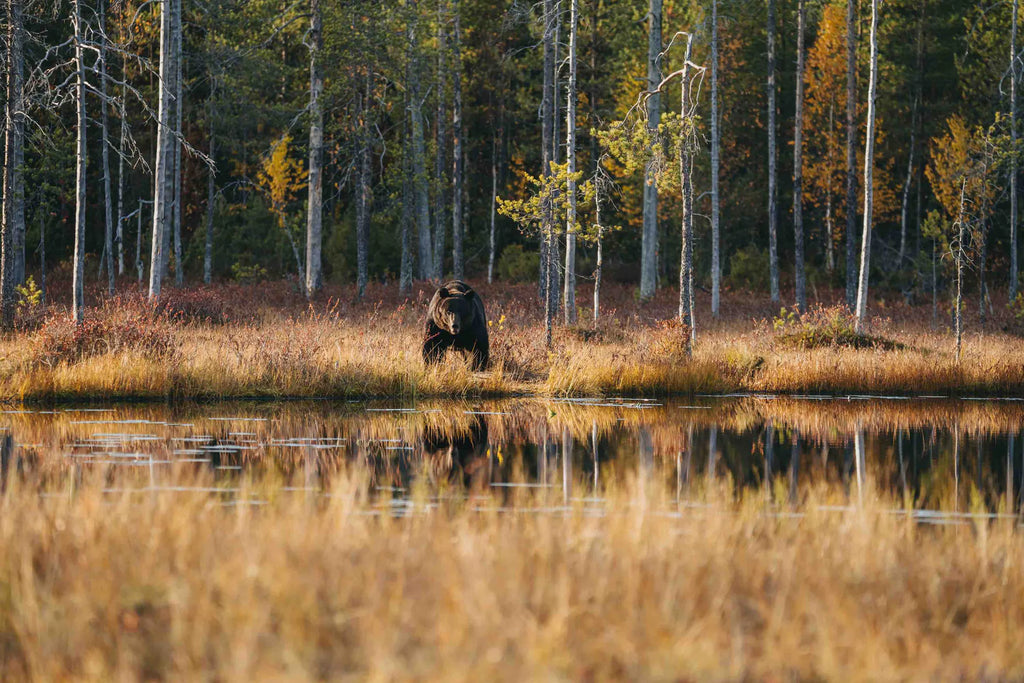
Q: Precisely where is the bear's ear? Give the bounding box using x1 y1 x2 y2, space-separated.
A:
438 287 449 299
464 288 476 300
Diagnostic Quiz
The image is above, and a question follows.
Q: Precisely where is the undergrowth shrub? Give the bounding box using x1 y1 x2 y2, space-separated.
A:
772 305 902 350
155 287 234 324
31 309 175 367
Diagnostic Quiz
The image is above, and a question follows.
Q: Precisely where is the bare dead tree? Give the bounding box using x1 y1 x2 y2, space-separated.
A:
793 0 806 312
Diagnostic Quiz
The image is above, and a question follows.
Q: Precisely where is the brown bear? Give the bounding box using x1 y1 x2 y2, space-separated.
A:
422 280 490 370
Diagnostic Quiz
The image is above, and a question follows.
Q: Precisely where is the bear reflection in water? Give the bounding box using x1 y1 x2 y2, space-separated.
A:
421 414 491 490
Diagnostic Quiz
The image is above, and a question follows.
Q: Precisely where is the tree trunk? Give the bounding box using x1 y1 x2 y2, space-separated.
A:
117 51 128 277
433 0 448 281
898 127 915 268
451 0 464 280
488 134 498 284
1012 0 1019 303
854 0 879 331
710 0 721 317
767 0 779 303
845 0 858 308
204 88 216 284
149 0 177 299
640 0 661 301
304 0 323 297
678 33 695 356
356 87 372 299
38 214 45 305
563 0 579 324
172 5 184 287
955 180 967 363
73 0 87 323
407 1 432 280
137 200 145 283
101 0 115 296
1 0 25 328
540 0 555 311
793 0 806 312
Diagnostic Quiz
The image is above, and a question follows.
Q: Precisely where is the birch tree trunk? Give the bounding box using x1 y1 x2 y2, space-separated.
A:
678 34 695 356
1 0 25 328
433 0 448 281
407 1 432 280
540 0 555 309
100 0 115 295
117 52 128 276
793 0 806 312
767 0 779 303
854 0 879 331
954 180 967 363
304 0 323 297
73 0 87 323
845 0 857 308
640 0 661 301
451 0 464 280
563 0 579 324
172 6 184 287
710 0 721 317
1012 0 1019 303
149 0 177 299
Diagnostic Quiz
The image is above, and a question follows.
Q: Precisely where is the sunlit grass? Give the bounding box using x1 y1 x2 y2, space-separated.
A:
3 282 1024 401
0 459 1022 680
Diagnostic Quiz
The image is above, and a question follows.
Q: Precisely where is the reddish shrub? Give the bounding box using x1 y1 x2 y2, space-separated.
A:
32 310 175 367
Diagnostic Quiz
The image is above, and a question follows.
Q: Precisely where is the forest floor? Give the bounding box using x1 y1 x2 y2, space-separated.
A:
2 278 1024 402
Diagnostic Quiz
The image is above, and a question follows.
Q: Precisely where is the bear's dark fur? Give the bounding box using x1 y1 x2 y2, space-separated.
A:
422 280 490 370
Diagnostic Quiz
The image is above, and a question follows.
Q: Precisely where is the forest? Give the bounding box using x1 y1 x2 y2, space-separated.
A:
0 0 1019 325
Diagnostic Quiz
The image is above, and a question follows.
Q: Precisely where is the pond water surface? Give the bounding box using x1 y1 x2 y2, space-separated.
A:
3 396 1024 520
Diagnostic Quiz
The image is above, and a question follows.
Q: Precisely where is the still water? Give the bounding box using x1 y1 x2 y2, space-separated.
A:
2 396 1024 519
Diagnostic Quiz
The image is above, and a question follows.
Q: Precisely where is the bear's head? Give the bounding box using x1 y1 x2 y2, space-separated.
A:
435 286 477 336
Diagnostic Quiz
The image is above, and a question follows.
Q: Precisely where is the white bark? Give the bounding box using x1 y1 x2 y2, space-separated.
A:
845 0 857 307
563 0 578 324
149 0 177 300
677 33 695 356
73 0 87 323
854 0 879 330
304 0 323 297
100 0 115 295
172 5 184 287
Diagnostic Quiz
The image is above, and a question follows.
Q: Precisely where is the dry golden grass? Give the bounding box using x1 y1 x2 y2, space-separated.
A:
0 463 1023 681
3 281 1024 402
